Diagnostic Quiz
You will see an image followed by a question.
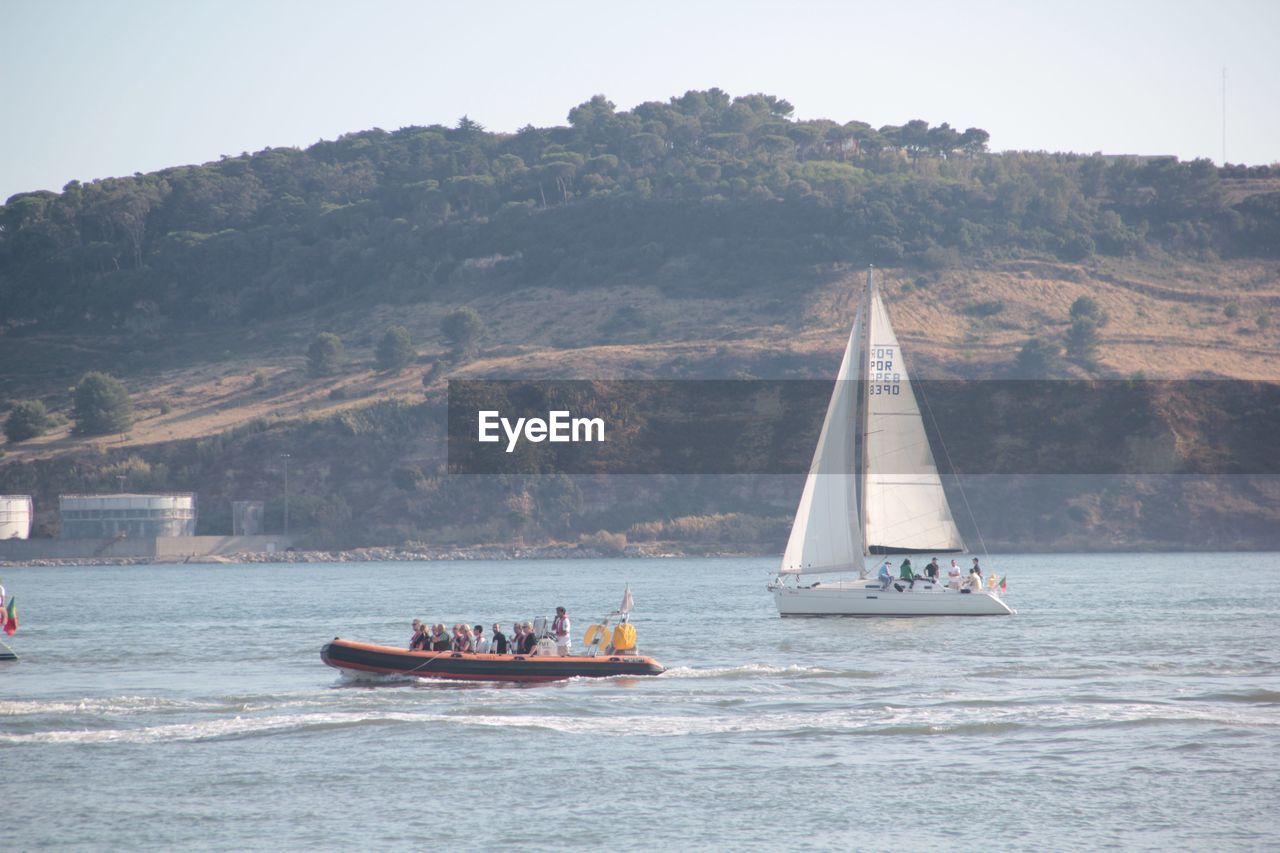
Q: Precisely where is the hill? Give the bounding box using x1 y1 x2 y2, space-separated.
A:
2 90 1279 552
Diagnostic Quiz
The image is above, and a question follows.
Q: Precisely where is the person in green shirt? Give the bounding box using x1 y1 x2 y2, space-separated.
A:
899 558 916 588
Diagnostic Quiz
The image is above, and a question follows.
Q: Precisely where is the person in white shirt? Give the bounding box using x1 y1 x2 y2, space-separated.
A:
552 606 571 656
471 624 490 654
947 560 962 589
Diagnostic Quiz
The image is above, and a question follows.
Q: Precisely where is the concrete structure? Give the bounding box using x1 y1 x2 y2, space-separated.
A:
232 501 265 536
59 493 196 539
0 535 292 562
0 495 33 540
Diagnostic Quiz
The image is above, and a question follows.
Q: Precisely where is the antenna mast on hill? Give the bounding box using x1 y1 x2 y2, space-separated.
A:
1222 66 1227 166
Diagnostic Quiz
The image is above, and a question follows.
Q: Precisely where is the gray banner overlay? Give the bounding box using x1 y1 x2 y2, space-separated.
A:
446 379 1280 476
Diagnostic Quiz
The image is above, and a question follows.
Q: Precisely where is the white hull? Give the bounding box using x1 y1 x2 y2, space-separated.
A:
770 578 1014 617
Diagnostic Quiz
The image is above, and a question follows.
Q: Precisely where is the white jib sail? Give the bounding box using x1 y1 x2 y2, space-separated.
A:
780 306 864 574
863 290 965 553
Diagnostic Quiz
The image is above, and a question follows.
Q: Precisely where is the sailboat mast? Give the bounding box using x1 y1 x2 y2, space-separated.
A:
857 266 874 557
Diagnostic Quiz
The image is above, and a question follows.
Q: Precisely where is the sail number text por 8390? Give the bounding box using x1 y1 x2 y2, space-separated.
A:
869 347 902 395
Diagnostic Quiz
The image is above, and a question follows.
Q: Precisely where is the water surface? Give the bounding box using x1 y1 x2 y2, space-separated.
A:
2 554 1277 850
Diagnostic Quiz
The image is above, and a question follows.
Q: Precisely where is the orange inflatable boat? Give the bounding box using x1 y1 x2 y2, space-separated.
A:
321 638 666 683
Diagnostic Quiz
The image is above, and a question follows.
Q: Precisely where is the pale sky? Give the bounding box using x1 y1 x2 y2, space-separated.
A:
3 0 1277 202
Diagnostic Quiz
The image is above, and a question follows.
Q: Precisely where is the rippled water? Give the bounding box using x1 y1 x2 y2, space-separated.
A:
2 554 1278 850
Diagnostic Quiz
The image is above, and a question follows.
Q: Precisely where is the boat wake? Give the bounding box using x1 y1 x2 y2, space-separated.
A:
9 695 1268 745
660 663 876 680
1178 688 1280 705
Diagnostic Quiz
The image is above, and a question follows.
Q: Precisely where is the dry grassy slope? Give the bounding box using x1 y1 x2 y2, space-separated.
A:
884 258 1280 380
3 256 1279 465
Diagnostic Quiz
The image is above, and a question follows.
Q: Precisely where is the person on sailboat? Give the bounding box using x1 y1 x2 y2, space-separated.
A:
899 558 916 588
878 561 893 590
925 558 941 583
971 557 982 577
965 568 983 592
947 560 963 589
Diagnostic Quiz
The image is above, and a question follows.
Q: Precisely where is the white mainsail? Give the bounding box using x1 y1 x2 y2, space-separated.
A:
862 290 965 553
779 306 864 574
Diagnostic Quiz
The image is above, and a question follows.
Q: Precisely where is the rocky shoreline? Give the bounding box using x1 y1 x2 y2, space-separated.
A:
3 542 762 567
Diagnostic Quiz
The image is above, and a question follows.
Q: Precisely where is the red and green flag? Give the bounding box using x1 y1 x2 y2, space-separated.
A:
2 596 15 635
1000 576 1008 592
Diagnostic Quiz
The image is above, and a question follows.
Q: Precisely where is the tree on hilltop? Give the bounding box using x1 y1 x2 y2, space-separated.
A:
960 127 990 155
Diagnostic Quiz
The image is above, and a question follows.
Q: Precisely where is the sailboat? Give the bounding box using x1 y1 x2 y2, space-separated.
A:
768 268 1014 617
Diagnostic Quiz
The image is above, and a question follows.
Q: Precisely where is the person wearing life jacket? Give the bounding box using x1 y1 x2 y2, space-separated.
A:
552 606 571 656
408 619 429 651
430 623 450 651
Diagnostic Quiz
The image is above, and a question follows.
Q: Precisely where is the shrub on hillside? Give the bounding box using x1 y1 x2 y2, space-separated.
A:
307 332 344 376
1013 337 1063 378
376 325 415 372
441 308 486 359
72 372 135 436
392 465 424 491
580 529 627 555
962 299 1006 318
1070 296 1107 325
629 513 788 545
4 399 53 443
1059 233 1096 261
1066 316 1100 364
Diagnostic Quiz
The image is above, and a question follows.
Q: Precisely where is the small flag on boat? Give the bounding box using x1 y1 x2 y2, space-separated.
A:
1000 576 1007 592
619 585 634 615
2 596 15 635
